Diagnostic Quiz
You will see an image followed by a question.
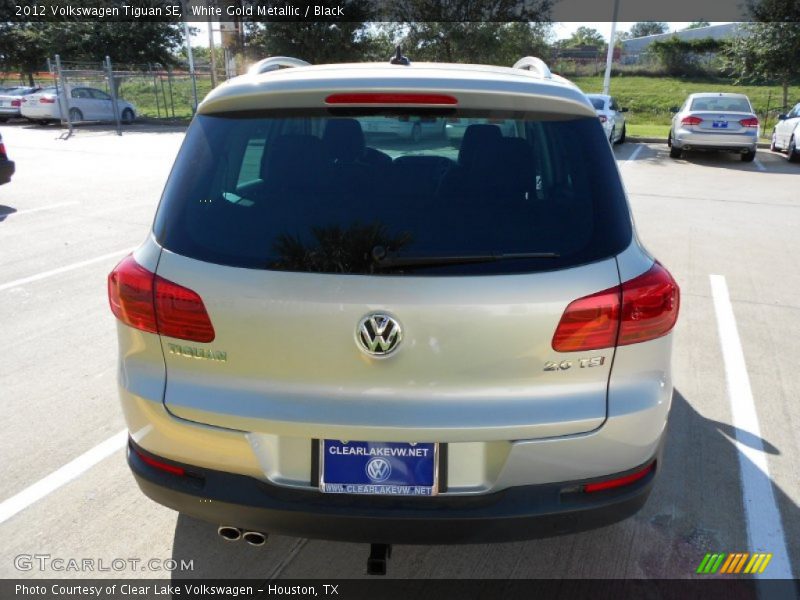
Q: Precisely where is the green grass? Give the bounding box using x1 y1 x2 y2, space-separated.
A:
118 76 214 119
627 124 671 139
572 75 799 137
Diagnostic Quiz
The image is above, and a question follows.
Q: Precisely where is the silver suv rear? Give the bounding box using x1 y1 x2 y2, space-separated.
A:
109 55 679 552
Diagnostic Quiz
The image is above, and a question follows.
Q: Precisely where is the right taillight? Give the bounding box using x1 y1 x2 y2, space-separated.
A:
39 96 56 104
108 255 215 342
552 263 679 352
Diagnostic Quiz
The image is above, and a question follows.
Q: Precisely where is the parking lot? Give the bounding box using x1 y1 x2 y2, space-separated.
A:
0 123 798 582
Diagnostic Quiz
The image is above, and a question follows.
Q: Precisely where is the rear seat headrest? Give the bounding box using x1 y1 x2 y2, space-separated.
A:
322 119 366 162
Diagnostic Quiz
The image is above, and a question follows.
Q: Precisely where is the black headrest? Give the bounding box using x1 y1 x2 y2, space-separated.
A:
458 124 502 168
261 135 330 189
322 119 366 162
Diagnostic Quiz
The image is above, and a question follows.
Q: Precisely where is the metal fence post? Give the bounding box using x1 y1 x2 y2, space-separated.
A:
148 63 162 118
166 66 176 118
105 56 122 136
54 54 73 138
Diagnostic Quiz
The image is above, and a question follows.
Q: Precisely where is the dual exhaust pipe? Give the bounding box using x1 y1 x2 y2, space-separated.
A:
217 526 268 547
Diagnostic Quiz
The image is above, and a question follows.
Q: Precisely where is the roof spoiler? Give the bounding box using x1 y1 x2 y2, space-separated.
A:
512 57 552 80
248 56 311 75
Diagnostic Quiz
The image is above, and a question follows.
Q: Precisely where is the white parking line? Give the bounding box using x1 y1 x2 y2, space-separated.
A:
624 144 644 164
5 201 80 217
710 274 794 580
0 430 127 525
753 158 766 172
0 246 135 292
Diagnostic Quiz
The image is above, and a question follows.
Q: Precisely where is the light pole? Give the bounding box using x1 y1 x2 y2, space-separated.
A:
602 0 621 96
181 0 199 112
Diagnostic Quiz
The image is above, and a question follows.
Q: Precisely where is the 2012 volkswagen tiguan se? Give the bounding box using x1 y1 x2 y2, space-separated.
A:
109 55 679 554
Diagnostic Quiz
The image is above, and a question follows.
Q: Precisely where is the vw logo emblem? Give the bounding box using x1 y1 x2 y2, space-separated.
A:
356 313 402 357
365 457 392 482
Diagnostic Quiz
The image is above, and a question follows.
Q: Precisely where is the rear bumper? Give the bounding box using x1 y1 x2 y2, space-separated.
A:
129 438 660 544
673 129 757 152
0 159 14 185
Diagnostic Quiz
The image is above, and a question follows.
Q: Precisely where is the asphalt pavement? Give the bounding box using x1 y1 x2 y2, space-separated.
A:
0 123 798 584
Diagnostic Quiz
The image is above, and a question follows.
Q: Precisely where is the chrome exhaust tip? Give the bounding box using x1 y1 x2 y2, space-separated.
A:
217 526 242 542
242 531 268 546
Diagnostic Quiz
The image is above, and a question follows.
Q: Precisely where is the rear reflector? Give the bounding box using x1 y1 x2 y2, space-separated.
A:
739 117 759 128
325 93 458 105
0 143 6 157
681 116 702 126
108 255 215 342
131 443 186 476
39 96 56 104
552 263 679 352
583 461 655 493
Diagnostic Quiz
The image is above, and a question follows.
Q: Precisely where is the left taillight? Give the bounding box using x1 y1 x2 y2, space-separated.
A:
108 255 215 342
11 99 21 107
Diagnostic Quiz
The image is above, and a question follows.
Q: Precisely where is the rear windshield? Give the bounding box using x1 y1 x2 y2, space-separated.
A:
154 110 632 275
690 97 751 112
589 98 605 110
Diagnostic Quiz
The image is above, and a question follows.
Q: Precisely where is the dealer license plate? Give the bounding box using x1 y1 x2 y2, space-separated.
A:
320 440 438 496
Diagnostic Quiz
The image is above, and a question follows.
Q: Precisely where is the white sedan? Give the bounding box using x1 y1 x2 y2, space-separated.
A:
771 101 800 162
587 93 627 144
20 86 136 125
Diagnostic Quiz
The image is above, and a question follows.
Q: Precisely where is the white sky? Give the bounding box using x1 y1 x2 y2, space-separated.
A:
190 22 731 47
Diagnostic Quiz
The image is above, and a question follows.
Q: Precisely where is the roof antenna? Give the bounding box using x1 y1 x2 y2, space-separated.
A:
389 46 410 66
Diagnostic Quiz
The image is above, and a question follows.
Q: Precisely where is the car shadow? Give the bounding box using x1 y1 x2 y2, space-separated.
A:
169 389 798 584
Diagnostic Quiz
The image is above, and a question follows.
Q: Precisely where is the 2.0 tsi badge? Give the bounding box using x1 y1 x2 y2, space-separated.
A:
356 313 402 357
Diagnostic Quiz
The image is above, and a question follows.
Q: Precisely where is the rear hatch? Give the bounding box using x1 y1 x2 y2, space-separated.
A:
150 80 633 442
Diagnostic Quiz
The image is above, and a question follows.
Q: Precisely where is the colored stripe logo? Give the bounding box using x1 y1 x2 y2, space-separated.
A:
697 552 773 574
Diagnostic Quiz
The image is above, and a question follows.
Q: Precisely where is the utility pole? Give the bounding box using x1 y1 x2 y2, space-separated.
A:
181 0 198 112
602 0 620 96
207 12 218 88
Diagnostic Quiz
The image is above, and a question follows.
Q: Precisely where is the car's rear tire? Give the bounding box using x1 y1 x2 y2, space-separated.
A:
609 126 615 144
617 125 626 144
69 108 83 122
0 117 7 123
770 131 779 152
741 150 756 162
669 146 682 159
121 108 134 125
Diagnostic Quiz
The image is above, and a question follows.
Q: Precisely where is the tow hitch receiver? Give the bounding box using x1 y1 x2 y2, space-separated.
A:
367 544 392 575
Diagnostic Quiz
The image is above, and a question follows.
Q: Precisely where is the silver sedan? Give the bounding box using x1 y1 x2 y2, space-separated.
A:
668 93 759 162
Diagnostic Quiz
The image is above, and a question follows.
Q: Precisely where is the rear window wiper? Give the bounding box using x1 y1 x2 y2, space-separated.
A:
372 247 560 269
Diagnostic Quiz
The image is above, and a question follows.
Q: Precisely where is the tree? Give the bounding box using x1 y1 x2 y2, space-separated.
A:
651 37 723 76
685 21 711 30
629 22 669 38
727 23 800 108
565 26 605 48
247 22 387 64
0 22 183 84
398 22 552 65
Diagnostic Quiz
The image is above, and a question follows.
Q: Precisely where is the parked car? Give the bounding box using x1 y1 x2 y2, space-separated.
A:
0 86 42 121
109 54 679 563
770 101 800 162
20 86 136 125
586 93 627 144
0 132 15 185
445 117 517 143
359 115 445 142
668 93 759 162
